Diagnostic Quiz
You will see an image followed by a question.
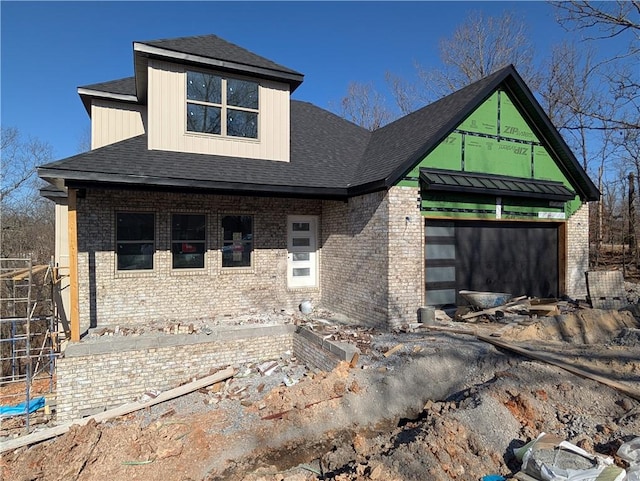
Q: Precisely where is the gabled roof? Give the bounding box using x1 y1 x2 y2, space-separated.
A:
42 63 599 202
77 34 304 116
133 35 304 103
355 65 599 201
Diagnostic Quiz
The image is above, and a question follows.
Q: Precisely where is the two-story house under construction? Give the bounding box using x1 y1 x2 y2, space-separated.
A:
39 34 599 341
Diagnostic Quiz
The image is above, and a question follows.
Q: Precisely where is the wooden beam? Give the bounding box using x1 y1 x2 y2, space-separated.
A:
68 189 80 342
0 367 235 453
477 334 640 401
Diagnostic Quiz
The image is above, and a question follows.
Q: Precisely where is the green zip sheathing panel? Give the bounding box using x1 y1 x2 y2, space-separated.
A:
397 89 581 220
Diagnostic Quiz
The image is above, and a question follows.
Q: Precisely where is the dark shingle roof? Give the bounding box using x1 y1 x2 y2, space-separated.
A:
39 101 370 198
353 68 510 189
140 35 302 77
41 65 599 201
79 77 136 96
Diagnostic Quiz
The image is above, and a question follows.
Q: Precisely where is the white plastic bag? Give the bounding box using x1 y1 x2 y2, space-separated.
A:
517 433 626 481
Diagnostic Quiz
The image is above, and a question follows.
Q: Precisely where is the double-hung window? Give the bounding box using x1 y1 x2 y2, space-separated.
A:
186 71 258 139
116 213 155 270
171 214 206 269
221 215 253 268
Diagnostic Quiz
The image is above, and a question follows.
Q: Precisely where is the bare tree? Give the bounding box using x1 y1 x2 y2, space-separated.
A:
335 10 540 128
1 127 55 263
1 127 53 207
552 1 639 130
413 10 540 102
337 81 394 131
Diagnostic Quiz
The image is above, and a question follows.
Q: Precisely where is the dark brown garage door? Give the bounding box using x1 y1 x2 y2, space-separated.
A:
425 220 559 306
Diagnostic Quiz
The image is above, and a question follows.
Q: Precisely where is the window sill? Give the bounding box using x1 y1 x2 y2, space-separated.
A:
115 270 157 279
170 268 208 276
219 267 255 275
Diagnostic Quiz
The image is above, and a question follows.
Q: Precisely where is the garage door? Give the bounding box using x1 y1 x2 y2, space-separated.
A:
425 220 559 306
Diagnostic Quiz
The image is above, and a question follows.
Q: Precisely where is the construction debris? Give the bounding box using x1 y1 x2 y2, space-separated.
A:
2 287 640 481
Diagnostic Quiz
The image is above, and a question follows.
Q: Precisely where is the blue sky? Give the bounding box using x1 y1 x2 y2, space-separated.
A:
0 1 601 161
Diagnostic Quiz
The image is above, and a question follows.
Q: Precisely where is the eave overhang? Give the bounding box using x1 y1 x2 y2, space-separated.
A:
133 42 304 105
37 168 348 201
420 168 576 202
78 87 139 116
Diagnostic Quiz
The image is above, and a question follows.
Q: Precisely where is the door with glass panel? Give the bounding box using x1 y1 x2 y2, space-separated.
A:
287 216 318 288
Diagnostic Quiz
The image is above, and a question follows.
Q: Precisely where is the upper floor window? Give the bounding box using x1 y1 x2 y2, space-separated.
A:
171 214 206 269
186 71 258 139
116 212 154 270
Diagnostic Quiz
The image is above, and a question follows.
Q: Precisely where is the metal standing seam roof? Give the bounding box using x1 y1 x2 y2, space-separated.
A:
420 168 576 202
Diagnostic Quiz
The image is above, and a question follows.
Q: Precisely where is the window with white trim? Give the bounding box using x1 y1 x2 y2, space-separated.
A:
186 71 258 139
171 214 206 269
116 212 155 270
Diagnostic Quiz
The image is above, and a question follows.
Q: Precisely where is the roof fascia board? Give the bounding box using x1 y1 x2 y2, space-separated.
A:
77 88 138 103
347 179 389 197
133 43 304 86
63 179 347 200
78 88 139 117
38 168 348 199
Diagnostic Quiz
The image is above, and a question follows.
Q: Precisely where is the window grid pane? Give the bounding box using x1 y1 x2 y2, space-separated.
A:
227 78 258 109
187 104 221 134
227 110 258 138
187 71 221 103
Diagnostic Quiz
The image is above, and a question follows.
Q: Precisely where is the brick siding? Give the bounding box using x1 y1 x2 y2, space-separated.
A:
565 202 590 299
76 190 321 331
55 325 353 421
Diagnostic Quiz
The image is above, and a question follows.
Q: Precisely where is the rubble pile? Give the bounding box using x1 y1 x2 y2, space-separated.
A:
3 295 640 481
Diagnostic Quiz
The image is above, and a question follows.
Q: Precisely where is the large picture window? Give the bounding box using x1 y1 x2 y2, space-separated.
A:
187 71 258 139
172 214 206 269
116 213 155 270
221 215 253 268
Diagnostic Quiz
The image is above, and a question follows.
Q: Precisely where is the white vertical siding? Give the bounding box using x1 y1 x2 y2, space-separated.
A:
91 100 146 149
147 60 290 162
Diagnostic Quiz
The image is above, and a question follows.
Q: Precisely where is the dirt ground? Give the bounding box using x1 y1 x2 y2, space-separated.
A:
2 302 640 481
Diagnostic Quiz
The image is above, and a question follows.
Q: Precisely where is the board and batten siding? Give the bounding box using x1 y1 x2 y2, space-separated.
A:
146 60 291 162
91 100 146 150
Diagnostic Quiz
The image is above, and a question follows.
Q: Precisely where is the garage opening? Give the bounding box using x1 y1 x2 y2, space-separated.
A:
425 219 559 306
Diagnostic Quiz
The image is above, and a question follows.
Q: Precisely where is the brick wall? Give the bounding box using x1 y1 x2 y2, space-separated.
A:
565 202 590 299
76 190 322 330
386 186 424 329
321 192 390 328
56 325 354 421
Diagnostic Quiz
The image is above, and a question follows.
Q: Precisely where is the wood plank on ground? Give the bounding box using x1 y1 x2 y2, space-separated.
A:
476 335 640 401
0 367 235 453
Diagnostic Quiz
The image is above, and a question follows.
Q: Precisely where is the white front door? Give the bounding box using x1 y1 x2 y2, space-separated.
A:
287 216 318 288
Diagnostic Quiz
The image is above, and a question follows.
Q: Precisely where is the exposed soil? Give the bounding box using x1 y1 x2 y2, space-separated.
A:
3 306 640 481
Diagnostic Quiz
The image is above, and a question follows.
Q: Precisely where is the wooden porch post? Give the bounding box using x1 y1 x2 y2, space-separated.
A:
68 188 80 342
